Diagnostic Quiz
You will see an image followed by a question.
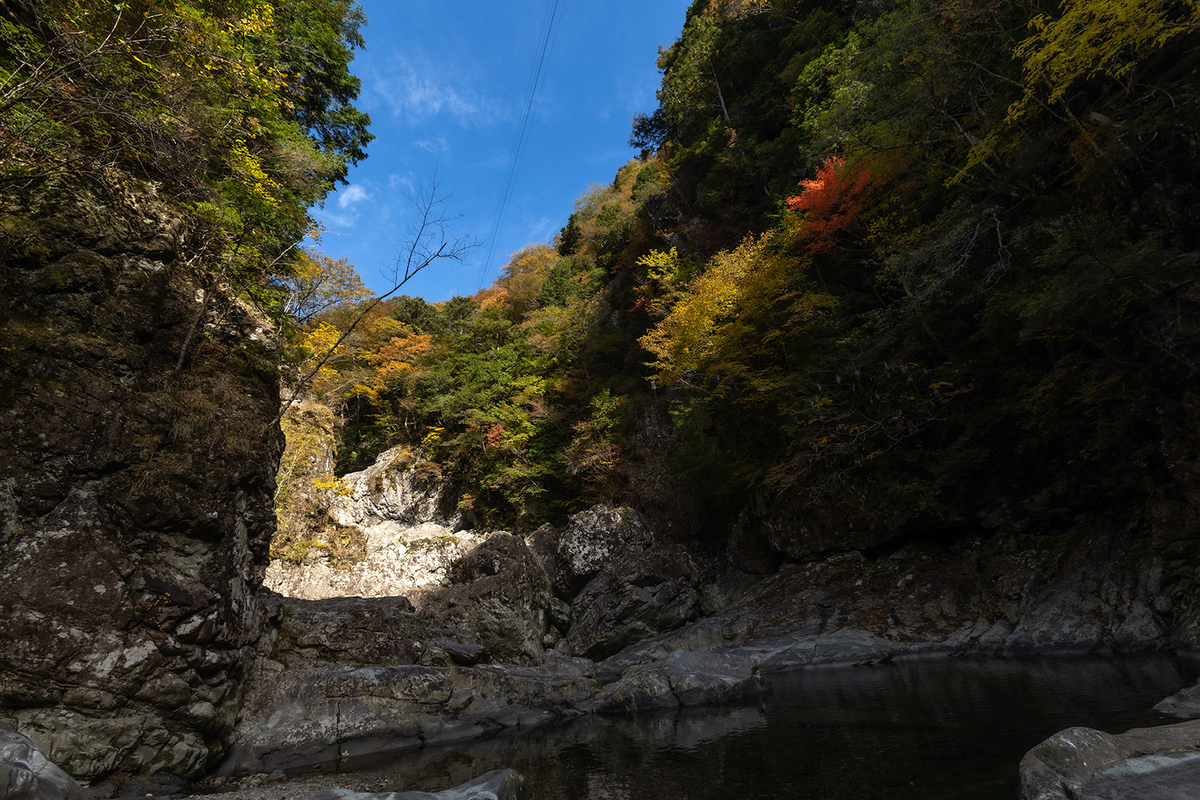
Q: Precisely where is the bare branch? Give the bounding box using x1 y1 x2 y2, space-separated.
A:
272 174 479 427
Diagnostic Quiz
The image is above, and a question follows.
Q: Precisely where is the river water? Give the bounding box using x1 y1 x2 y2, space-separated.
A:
331 655 1197 799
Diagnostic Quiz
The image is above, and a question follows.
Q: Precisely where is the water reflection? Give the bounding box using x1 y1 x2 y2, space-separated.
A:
343 655 1198 800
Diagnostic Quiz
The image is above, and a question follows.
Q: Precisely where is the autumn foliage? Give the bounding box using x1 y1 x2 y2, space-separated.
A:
281 0 1200 550
784 156 891 253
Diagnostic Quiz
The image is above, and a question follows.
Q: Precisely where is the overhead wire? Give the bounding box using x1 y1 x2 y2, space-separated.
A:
475 0 564 291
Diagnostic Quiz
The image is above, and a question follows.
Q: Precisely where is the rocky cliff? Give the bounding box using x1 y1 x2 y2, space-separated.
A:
0 176 283 786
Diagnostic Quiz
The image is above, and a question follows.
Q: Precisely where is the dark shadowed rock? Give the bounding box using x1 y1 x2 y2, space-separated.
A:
1002 551 1169 653
268 594 429 670
304 769 532 800
588 651 766 714
220 663 598 776
622 401 707 543
265 592 497 672
726 510 782 575
1155 680 1200 719
0 180 281 783
1018 721 1200 800
738 493 899 563
417 533 552 663
0 722 82 800
525 523 561 589
566 545 700 660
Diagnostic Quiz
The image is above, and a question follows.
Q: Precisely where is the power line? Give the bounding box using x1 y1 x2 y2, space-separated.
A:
476 0 564 291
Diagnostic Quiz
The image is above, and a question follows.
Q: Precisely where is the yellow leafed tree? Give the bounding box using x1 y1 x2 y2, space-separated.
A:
640 232 836 393
961 0 1200 175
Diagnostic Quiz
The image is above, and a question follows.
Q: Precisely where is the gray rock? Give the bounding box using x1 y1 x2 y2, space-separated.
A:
1155 680 1200 719
434 640 488 667
553 505 655 598
220 663 597 777
1019 720 1200 800
1003 556 1169 653
418 533 552 663
0 722 82 800
326 447 450 529
524 523 561 589
589 650 766 713
566 545 700 660
304 769 531 800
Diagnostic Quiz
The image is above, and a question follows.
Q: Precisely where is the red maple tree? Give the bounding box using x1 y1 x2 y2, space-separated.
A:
786 156 887 253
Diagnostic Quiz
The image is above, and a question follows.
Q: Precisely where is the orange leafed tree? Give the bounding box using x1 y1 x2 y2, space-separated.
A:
785 156 891 253
370 333 433 390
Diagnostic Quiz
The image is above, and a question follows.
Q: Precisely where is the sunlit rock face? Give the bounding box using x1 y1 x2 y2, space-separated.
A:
0 179 284 783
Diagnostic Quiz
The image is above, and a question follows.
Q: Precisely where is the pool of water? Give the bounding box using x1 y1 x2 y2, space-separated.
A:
336 654 1199 799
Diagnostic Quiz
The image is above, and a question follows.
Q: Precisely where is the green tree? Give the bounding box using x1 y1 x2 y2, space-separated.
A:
0 0 373 309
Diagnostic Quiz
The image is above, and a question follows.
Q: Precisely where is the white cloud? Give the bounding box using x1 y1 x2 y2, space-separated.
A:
366 53 504 127
337 184 373 210
388 173 417 193
414 137 452 158
527 216 554 241
322 212 358 231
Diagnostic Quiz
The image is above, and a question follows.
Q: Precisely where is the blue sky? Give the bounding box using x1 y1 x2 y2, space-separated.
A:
310 0 692 301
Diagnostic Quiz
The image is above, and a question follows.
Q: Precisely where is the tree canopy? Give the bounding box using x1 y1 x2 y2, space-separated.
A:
1 0 372 317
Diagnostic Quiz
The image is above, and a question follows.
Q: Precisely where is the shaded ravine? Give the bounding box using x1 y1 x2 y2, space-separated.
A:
229 445 1200 788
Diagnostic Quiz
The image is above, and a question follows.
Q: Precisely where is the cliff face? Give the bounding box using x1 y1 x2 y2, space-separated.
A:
0 177 284 784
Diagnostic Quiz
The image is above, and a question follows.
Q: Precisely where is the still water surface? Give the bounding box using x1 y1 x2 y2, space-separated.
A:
343 655 1198 799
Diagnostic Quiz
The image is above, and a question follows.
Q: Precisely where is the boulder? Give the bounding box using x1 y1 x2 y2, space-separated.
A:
417 533 552 663
552 505 656 598
588 651 766 714
566 545 700 660
304 769 532 800
1019 721 1200 800
1155 680 1200 719
0 722 82 800
326 447 450 529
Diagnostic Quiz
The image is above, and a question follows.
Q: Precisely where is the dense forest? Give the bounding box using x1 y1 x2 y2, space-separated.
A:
274 0 1200 565
6 0 1195 563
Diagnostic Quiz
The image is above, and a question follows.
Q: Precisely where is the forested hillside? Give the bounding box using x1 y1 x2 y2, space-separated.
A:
280 0 1200 564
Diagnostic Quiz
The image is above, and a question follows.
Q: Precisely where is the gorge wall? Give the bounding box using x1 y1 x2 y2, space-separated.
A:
0 177 283 785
